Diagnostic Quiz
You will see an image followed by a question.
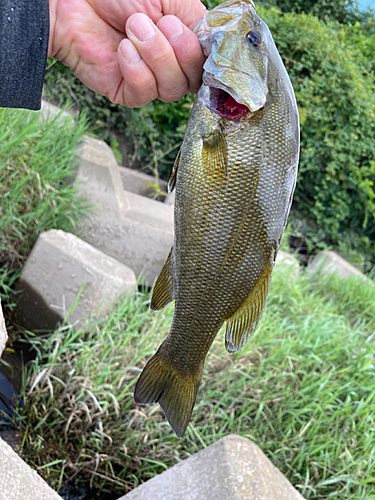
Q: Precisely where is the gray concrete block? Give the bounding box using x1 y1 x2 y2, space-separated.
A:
0 437 62 500
275 250 300 280
119 165 175 206
74 137 174 286
76 136 129 217
118 434 304 500
0 299 7 358
14 230 136 331
119 166 168 199
40 100 76 123
307 251 371 282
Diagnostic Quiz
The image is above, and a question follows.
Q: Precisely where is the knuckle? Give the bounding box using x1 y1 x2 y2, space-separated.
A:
159 83 188 103
150 49 174 68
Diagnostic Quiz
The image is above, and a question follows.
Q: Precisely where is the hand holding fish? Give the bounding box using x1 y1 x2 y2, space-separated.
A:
48 0 207 107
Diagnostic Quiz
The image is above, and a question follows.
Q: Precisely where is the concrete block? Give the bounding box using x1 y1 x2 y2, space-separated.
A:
74 137 174 286
119 165 175 206
0 437 62 500
118 434 304 500
307 251 371 282
80 199 174 287
14 230 136 331
40 100 76 123
0 298 7 358
75 136 129 218
119 166 168 200
275 250 300 280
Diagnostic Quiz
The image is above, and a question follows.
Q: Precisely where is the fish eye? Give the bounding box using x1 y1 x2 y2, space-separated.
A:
246 30 263 48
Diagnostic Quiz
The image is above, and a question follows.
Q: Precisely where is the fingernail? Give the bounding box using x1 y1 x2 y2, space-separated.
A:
120 39 142 64
129 14 155 42
161 16 184 42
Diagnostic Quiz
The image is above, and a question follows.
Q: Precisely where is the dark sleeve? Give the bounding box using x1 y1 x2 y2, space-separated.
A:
0 0 49 110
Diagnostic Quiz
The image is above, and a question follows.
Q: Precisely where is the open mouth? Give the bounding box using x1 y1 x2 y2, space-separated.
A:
210 87 249 120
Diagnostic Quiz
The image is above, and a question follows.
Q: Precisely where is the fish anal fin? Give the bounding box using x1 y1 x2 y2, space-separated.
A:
168 148 181 193
202 127 228 180
134 349 202 438
151 248 174 311
225 265 273 353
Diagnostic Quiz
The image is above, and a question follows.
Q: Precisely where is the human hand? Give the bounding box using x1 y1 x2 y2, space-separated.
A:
48 0 206 107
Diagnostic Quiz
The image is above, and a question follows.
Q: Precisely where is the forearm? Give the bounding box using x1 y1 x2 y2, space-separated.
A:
0 0 49 110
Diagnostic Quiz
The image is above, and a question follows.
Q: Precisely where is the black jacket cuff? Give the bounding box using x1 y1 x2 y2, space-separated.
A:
0 0 49 110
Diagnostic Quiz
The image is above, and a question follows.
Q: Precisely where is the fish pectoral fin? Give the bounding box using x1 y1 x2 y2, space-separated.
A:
168 148 181 193
151 248 174 310
202 128 228 180
225 265 273 353
134 349 202 438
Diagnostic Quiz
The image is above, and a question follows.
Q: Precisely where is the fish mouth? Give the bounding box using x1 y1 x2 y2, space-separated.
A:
209 87 250 120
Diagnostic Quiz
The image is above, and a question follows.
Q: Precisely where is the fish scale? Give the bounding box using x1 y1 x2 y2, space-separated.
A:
134 0 299 437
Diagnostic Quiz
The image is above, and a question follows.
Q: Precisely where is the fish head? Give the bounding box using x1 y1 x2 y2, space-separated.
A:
194 0 287 120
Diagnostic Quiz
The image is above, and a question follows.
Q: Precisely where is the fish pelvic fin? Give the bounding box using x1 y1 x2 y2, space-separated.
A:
134 350 202 438
225 264 273 353
151 248 174 310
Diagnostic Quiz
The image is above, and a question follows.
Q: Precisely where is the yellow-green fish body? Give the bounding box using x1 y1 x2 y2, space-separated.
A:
134 0 300 437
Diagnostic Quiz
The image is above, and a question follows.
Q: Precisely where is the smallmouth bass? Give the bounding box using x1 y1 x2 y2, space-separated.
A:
134 0 300 437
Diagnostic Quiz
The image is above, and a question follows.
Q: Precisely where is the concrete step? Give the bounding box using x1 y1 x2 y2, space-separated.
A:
118 165 175 205
13 230 136 331
0 437 62 500
73 136 174 287
276 250 300 280
307 250 372 283
118 434 304 500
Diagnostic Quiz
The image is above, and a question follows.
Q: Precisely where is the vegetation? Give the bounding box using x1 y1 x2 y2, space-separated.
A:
257 5 375 271
0 108 90 305
1 1 374 498
42 2 375 273
263 0 370 24
20 266 375 499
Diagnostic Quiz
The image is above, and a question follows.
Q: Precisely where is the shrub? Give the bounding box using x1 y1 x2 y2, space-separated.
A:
262 0 369 24
257 6 375 258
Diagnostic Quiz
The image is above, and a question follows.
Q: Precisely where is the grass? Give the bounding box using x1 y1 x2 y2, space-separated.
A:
0 106 90 303
18 266 375 499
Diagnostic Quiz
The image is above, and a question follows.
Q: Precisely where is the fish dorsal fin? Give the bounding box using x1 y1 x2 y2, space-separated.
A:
151 248 174 310
168 148 181 193
202 127 228 181
225 264 273 353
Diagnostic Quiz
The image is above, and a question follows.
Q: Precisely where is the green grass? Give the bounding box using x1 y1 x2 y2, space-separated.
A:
0 107 90 303
19 267 375 498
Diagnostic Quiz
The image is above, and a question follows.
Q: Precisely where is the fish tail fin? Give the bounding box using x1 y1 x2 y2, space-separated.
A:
134 350 202 438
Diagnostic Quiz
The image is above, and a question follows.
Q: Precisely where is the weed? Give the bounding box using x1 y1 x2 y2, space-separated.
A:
0 107 90 272
20 267 375 498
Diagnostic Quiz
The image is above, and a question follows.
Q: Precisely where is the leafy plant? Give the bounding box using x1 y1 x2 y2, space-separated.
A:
257 5 375 266
262 0 369 24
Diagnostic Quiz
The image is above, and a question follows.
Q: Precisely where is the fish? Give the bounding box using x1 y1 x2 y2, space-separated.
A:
134 0 300 437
